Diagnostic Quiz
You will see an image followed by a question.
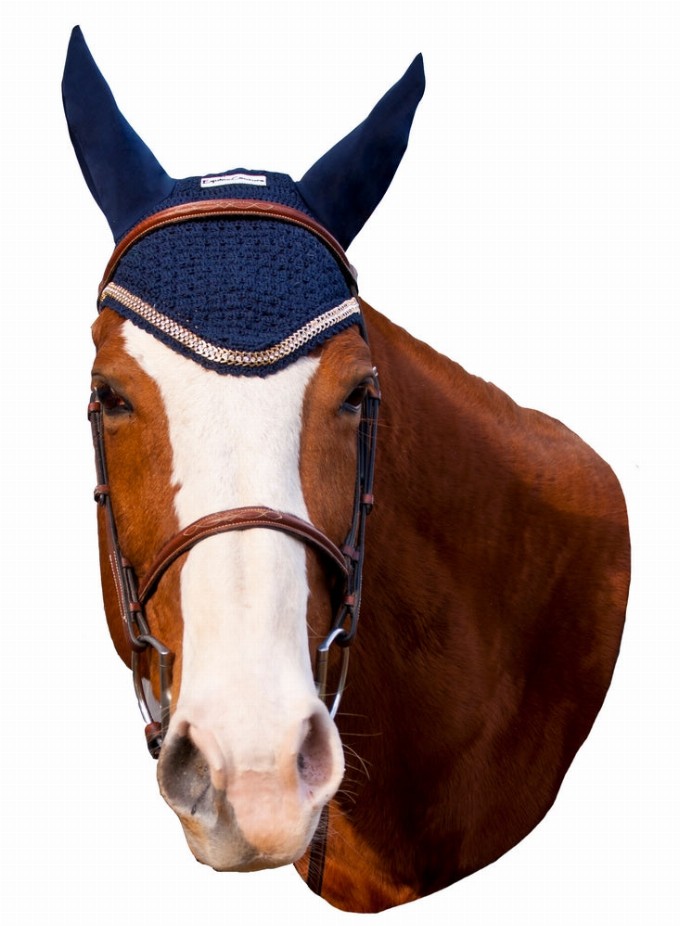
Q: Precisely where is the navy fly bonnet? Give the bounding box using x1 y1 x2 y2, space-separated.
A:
63 26 425 375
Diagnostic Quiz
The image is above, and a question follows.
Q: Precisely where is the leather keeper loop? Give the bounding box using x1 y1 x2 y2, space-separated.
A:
342 544 360 562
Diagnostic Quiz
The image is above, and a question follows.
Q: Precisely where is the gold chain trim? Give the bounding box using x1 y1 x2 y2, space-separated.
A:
100 283 361 368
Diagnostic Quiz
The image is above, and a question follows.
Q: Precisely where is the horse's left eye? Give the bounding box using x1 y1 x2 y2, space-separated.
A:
95 383 131 415
342 383 369 414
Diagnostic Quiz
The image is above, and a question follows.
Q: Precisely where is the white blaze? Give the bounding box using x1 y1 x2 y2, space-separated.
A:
122 321 321 772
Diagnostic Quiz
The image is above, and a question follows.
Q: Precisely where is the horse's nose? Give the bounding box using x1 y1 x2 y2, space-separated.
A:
157 722 230 816
159 708 340 802
156 705 343 864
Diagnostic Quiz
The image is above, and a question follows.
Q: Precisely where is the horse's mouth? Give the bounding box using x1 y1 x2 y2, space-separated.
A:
177 791 321 873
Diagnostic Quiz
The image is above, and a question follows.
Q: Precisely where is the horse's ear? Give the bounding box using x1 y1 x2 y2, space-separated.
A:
62 26 175 240
297 55 425 250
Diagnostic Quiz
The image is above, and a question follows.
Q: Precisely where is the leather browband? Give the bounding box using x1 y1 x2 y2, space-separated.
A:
136 506 349 604
99 199 357 296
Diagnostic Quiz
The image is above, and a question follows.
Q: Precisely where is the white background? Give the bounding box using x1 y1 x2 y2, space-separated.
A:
1 1 677 923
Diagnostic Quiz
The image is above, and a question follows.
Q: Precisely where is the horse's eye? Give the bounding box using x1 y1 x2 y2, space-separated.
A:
341 383 369 414
95 383 131 415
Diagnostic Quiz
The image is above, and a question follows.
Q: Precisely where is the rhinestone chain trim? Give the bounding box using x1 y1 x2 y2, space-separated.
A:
100 283 361 368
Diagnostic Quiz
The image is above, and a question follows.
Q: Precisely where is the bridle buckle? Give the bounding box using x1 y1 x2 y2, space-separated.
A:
315 628 351 720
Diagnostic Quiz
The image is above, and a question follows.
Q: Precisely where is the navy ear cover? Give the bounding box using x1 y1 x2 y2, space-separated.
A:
297 55 425 250
62 26 175 240
63 26 424 249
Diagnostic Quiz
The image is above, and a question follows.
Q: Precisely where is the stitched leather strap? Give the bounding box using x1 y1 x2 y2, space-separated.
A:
137 506 349 603
99 199 357 296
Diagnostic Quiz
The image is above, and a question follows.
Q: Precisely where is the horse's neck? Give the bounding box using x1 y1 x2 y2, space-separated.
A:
361 300 513 563
320 303 628 905
337 304 536 864
319 304 493 894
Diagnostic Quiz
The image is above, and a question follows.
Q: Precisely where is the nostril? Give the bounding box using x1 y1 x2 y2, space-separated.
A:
158 733 213 818
297 710 335 790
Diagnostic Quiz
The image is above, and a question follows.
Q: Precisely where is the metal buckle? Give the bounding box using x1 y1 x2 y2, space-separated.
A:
132 636 174 758
315 627 351 720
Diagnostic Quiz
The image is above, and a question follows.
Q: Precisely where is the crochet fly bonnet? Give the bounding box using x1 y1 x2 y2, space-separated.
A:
62 27 425 375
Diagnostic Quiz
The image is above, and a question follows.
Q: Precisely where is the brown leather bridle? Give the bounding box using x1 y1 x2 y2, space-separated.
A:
89 376 379 740
88 199 380 894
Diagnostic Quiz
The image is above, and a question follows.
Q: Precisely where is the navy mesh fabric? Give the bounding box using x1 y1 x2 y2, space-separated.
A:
99 170 361 375
115 170 316 242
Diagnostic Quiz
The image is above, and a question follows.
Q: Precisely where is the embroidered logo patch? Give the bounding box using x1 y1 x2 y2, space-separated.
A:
200 173 267 189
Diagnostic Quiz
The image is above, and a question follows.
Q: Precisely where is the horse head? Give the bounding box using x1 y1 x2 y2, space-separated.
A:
63 26 423 873
64 27 629 912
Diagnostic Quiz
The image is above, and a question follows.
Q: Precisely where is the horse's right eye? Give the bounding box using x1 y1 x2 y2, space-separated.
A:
95 383 131 415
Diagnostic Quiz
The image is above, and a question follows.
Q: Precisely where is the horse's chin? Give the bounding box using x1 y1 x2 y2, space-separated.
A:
206 851 304 873
181 820 317 873
173 788 321 874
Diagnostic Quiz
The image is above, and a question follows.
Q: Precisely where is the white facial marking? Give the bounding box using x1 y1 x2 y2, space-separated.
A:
122 321 321 765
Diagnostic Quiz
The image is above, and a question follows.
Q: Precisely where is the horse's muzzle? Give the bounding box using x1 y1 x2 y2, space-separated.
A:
156 706 344 870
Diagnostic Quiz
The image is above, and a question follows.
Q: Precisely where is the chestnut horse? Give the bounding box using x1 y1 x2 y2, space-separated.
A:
64 27 629 913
